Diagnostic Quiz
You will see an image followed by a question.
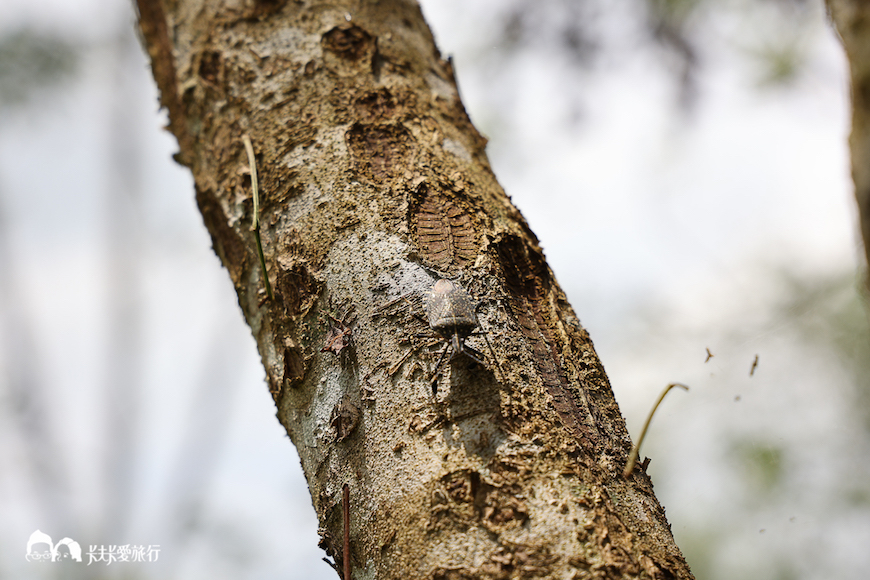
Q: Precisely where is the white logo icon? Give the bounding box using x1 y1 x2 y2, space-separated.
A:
25 530 82 562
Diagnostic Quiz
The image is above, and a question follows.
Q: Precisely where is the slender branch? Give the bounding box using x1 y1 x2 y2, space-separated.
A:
343 483 351 580
243 135 273 301
623 383 689 478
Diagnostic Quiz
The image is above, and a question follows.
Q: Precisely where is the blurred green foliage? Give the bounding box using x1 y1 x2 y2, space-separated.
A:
755 42 802 86
732 440 785 495
0 28 78 108
777 271 870 431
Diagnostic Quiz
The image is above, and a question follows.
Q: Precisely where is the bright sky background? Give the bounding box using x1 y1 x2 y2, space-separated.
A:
0 1 867 579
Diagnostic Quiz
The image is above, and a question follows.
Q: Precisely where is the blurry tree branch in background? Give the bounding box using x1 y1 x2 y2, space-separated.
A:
0 25 80 537
0 29 77 107
828 0 870 283
476 0 818 118
0 21 244 574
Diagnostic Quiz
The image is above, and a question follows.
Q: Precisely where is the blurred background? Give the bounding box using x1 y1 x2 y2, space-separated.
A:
0 0 868 578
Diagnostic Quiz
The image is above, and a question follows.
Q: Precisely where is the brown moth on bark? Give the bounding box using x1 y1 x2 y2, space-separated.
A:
135 0 695 578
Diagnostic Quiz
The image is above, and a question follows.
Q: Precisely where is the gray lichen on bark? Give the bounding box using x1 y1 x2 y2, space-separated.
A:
136 0 695 577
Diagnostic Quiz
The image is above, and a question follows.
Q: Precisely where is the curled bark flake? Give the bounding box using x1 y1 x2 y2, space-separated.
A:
321 314 354 356
275 255 318 316
282 345 306 393
331 400 360 442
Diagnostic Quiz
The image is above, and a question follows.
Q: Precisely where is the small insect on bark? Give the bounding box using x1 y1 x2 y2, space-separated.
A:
321 314 353 356
320 301 356 359
424 279 503 392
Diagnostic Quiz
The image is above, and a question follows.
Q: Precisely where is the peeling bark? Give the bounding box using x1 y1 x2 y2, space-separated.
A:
136 0 694 578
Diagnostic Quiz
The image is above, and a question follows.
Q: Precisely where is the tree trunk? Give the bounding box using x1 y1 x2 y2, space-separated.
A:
136 1 694 578
828 0 870 279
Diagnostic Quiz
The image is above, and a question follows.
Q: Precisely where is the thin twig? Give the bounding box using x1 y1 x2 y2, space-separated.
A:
243 135 273 301
343 483 351 580
623 383 689 478
389 341 435 376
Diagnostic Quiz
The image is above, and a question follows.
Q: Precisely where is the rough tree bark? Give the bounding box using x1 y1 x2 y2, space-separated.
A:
828 0 870 280
136 1 694 578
